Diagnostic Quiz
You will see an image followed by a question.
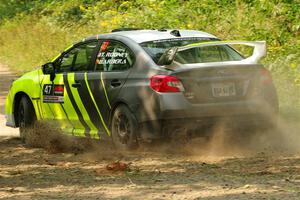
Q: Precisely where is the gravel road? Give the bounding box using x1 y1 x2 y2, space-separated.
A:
0 64 300 200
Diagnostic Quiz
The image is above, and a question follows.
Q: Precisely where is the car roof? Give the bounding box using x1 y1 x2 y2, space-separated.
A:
89 29 218 44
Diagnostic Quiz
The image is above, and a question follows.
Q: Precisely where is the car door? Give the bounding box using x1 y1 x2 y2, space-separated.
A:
41 40 101 138
40 50 75 134
83 40 135 137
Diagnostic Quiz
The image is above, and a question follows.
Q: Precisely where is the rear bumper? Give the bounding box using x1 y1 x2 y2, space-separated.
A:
139 114 275 140
161 101 272 119
137 93 277 140
157 93 277 119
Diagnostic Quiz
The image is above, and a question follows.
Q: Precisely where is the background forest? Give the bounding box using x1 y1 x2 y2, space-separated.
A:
0 0 299 109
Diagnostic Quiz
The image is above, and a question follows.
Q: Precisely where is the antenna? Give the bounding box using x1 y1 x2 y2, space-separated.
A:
170 30 181 37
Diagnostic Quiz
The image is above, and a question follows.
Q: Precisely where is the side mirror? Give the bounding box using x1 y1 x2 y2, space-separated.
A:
157 47 178 66
42 62 56 81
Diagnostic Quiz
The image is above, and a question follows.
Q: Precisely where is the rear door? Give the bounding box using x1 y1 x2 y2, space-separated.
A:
84 40 135 136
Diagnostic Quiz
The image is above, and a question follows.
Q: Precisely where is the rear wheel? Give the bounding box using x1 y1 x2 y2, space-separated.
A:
18 96 36 143
111 105 139 150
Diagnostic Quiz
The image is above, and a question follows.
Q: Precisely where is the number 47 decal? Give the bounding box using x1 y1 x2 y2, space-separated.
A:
43 84 64 103
44 85 52 95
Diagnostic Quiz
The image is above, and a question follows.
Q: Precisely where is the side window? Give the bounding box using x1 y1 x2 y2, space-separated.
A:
72 42 98 72
95 40 134 72
56 41 98 73
58 49 76 73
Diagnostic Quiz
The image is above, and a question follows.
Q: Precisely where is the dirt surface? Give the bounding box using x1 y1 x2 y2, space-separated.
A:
0 64 19 137
1 64 300 200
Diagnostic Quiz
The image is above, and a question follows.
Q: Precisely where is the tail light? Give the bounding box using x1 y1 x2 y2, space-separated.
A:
260 68 273 85
150 75 185 93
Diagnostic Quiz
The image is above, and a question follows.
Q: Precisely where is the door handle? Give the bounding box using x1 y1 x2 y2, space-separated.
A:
72 82 82 88
110 79 122 87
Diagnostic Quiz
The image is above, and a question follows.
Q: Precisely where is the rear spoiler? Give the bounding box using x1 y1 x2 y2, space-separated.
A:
158 41 267 65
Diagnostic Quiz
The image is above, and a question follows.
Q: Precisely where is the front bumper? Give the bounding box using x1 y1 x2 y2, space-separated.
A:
5 114 16 127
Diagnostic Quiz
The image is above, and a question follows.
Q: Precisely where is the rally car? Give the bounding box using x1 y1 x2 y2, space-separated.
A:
5 29 278 149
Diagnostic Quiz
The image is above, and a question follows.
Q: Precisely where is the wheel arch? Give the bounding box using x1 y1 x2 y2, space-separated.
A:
13 92 35 127
109 101 127 127
109 100 136 127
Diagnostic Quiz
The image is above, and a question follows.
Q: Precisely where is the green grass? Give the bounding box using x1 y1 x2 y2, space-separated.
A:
0 0 299 109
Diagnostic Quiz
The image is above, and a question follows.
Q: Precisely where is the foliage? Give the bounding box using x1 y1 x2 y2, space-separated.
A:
0 0 299 107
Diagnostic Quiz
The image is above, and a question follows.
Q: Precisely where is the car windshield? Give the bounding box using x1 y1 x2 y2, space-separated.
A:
140 38 244 64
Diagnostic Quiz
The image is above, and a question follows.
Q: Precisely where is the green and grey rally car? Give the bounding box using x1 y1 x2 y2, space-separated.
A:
5 29 278 149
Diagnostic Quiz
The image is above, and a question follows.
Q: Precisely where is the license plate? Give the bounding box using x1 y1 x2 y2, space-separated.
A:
211 82 236 97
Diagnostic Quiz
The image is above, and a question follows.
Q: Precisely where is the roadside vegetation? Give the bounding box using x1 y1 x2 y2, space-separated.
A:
0 0 299 109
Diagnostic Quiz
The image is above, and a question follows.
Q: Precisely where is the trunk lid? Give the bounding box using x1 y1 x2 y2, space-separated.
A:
171 64 262 104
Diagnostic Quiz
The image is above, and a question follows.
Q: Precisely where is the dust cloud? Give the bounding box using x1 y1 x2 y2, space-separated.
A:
24 106 300 162
24 122 94 154
134 98 300 161
24 121 128 161
183 111 300 160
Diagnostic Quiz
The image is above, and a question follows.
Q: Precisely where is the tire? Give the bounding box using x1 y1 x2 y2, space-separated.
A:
111 105 139 150
18 96 36 143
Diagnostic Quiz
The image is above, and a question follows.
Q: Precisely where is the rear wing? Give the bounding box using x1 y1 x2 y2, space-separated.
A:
158 41 267 65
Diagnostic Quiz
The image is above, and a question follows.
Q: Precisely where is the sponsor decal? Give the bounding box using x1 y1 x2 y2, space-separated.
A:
43 95 64 103
43 84 64 103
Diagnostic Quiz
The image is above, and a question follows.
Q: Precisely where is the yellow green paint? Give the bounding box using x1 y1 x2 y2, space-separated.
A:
68 73 99 138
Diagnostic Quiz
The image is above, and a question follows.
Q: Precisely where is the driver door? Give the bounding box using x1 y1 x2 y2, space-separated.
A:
40 40 100 138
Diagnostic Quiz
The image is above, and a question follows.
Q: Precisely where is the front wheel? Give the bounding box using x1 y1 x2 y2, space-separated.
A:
111 105 139 150
18 96 36 143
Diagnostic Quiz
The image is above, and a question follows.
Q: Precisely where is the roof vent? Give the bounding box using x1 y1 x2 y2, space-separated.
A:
170 30 181 37
111 28 140 32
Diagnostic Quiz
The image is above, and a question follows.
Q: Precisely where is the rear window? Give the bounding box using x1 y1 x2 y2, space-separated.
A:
140 38 244 64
